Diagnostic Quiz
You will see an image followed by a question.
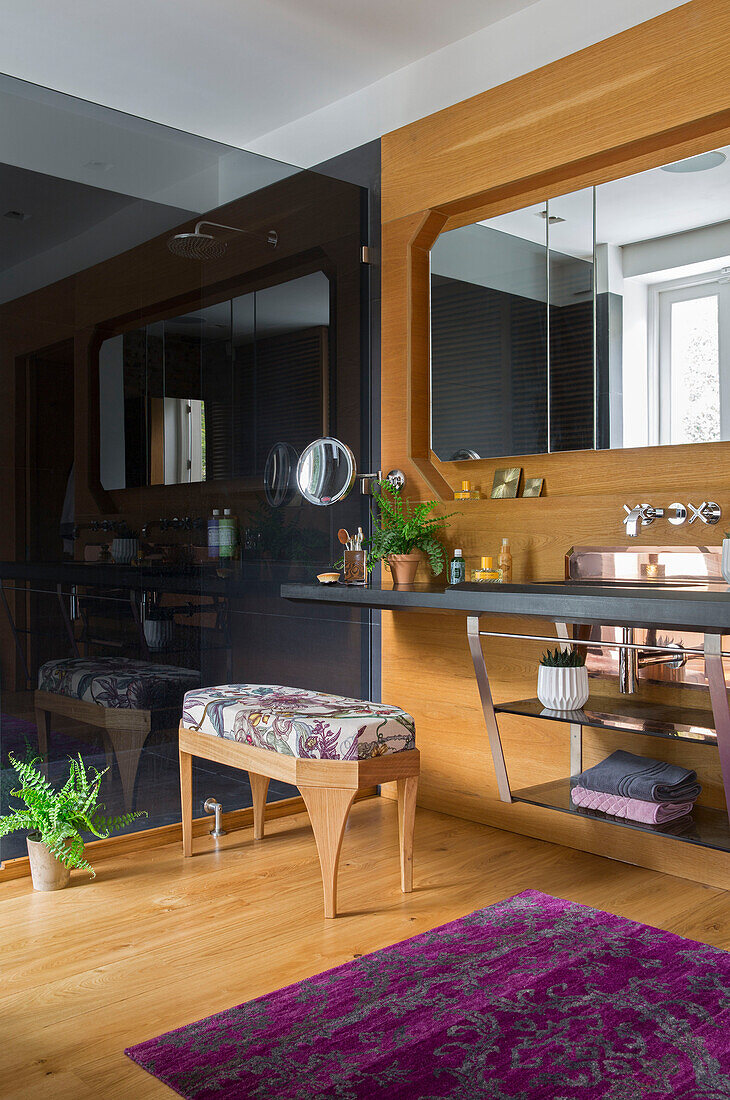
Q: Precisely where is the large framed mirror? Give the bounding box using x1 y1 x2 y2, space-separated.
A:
99 270 331 489
430 143 730 461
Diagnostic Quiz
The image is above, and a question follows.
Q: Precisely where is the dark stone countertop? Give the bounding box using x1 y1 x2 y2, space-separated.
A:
281 578 730 634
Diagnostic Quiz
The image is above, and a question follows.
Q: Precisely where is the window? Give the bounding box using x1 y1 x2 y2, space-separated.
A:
653 275 730 445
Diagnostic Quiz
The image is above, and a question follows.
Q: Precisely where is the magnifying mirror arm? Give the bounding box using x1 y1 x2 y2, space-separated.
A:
358 469 406 495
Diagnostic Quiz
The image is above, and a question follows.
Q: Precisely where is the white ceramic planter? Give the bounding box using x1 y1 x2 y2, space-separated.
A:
144 616 174 650
111 537 139 564
722 539 730 584
537 664 589 711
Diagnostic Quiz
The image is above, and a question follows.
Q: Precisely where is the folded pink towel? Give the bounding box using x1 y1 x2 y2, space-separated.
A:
570 785 693 824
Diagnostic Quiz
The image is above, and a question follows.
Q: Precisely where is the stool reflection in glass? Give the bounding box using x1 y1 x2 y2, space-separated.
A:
343 548 367 585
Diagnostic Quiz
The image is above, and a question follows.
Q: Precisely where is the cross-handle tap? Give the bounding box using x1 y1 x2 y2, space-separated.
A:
141 516 206 538
688 500 722 525
623 503 664 538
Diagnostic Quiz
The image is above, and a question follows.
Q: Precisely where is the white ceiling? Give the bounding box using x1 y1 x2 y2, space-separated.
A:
0 0 540 154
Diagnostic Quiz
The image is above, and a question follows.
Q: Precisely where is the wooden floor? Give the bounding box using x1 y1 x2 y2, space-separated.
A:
3 796 730 1099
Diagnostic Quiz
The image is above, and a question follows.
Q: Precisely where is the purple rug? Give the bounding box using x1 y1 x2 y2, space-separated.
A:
125 890 730 1098
1 712 90 763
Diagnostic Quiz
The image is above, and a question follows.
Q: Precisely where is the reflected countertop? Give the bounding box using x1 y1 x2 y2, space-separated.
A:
281 578 730 633
0 560 308 597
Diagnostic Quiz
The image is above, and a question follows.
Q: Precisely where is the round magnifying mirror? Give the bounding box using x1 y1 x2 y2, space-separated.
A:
296 437 356 506
264 442 299 508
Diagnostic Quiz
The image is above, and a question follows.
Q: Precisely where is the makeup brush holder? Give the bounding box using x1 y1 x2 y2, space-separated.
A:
343 549 367 585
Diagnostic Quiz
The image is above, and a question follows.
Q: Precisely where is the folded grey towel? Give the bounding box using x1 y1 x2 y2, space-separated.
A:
577 749 701 804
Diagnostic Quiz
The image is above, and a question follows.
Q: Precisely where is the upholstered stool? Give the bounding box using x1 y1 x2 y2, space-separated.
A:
36 657 200 809
179 684 420 917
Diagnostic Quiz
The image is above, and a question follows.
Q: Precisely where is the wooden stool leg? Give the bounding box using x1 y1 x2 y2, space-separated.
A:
104 727 147 812
100 730 115 780
397 775 418 893
180 748 193 857
299 786 356 918
248 773 269 839
34 707 50 761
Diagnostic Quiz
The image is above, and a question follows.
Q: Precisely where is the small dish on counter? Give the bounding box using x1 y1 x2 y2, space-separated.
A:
317 571 341 584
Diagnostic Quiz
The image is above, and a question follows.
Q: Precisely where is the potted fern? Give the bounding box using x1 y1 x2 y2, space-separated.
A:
537 648 589 711
0 754 146 891
366 480 452 585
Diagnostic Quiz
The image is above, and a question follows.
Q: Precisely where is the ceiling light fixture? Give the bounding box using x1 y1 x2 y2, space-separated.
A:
660 150 727 173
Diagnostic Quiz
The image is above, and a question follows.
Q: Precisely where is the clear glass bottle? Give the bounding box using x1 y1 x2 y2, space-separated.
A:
472 555 502 582
498 538 512 583
454 480 481 501
448 548 466 584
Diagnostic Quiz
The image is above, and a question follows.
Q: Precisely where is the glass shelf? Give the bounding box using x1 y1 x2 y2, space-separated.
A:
494 695 717 744
512 777 730 852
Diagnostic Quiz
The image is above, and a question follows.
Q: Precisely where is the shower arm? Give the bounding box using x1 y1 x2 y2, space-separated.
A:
194 221 278 248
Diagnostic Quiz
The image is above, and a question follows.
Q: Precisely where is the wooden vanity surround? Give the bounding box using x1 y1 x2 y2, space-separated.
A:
378 0 730 886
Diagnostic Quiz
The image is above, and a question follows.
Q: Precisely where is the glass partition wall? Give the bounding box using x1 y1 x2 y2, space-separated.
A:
0 74 371 865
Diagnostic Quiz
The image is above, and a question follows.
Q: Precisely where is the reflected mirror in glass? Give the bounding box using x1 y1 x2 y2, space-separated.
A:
264 442 299 507
430 141 730 459
99 270 330 489
296 437 356 505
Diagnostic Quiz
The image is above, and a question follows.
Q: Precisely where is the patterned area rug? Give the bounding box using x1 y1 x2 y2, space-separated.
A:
125 890 730 1098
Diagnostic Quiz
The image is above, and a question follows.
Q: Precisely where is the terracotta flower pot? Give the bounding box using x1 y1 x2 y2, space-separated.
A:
26 835 71 892
386 552 422 586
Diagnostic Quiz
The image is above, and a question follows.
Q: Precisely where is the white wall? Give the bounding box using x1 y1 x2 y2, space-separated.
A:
0 0 687 170
249 0 687 167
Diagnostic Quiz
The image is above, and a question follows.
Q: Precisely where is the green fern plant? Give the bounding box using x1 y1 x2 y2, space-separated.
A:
540 647 586 668
0 754 146 876
365 480 453 576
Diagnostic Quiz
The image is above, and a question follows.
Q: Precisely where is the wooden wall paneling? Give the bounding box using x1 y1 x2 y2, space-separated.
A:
379 0 730 885
381 0 730 224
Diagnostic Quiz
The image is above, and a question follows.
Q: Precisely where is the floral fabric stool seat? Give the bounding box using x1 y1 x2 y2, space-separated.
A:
179 684 420 917
36 657 200 810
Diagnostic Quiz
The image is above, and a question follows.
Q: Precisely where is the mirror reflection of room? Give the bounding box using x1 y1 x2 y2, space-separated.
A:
430 142 730 459
99 273 331 489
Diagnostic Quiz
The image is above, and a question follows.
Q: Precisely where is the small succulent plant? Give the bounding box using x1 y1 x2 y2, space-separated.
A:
539 647 586 668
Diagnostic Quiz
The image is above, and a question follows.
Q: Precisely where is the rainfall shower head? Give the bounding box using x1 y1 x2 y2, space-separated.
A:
167 220 278 260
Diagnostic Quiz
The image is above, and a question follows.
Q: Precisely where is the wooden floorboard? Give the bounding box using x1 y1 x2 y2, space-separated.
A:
2 796 729 1098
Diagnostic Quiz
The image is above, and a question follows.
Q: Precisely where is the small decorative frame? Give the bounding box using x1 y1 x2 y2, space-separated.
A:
491 467 522 499
522 477 544 498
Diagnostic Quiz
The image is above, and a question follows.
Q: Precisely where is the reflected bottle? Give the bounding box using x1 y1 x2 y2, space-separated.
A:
208 509 220 560
219 508 239 560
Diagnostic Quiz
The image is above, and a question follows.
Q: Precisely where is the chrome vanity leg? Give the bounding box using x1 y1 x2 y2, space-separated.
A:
704 633 730 821
570 724 583 775
466 615 512 803
556 623 583 775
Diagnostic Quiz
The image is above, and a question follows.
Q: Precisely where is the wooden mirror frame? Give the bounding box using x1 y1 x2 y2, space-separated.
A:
381 0 730 500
